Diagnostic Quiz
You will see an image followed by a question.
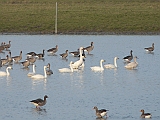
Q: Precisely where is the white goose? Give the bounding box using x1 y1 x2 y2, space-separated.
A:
31 66 47 79
72 47 85 69
0 66 12 76
125 56 138 69
91 59 105 71
27 64 36 77
58 61 74 73
104 57 119 69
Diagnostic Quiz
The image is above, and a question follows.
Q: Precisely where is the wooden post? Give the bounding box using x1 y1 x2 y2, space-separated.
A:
55 2 57 34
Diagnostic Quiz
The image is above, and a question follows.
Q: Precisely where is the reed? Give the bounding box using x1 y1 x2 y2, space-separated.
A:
0 0 160 34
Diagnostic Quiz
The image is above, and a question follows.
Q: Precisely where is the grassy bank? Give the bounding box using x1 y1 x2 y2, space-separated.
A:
0 0 160 34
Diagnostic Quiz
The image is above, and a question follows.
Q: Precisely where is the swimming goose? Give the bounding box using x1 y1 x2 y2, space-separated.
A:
47 45 58 55
46 63 53 75
30 95 48 109
12 51 22 63
58 61 74 73
83 42 94 54
1 55 9 65
60 50 68 59
26 51 36 57
72 47 85 69
27 64 36 77
21 60 30 68
26 56 36 64
140 109 152 118
144 43 154 52
93 106 109 118
104 57 119 69
123 50 133 62
69 49 79 57
125 56 138 69
36 49 45 58
0 66 13 76
4 41 11 50
31 66 47 79
91 59 105 71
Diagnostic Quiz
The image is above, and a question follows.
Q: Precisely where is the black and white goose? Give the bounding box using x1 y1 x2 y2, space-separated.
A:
26 51 36 57
30 95 48 109
69 49 79 57
83 42 94 54
60 50 68 59
36 49 45 59
140 109 152 118
144 43 154 52
123 50 133 62
47 45 58 55
93 106 109 118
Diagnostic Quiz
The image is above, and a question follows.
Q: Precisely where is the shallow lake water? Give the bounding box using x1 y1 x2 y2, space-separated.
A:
0 35 160 120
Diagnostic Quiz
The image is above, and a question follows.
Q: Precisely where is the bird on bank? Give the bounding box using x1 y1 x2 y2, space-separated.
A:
30 95 48 109
140 109 152 118
144 43 154 52
123 50 133 62
93 106 109 118
83 42 94 54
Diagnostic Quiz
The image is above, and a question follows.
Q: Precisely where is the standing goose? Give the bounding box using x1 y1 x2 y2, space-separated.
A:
124 56 138 69
30 95 48 109
8 51 13 64
26 51 36 58
1 55 9 65
0 66 13 76
104 57 119 69
60 50 68 59
69 49 79 57
83 42 94 54
123 50 133 62
26 56 36 64
0 45 5 52
58 61 74 73
31 66 47 79
27 64 36 77
47 45 58 55
12 51 22 63
144 43 154 52
46 63 53 75
36 49 45 59
91 59 105 71
21 60 30 68
93 106 109 118
140 109 152 118
4 41 11 50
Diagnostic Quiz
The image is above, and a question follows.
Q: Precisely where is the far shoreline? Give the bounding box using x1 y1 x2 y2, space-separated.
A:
0 32 160 35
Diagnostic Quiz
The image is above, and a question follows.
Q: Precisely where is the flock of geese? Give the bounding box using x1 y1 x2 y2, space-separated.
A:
0 40 154 119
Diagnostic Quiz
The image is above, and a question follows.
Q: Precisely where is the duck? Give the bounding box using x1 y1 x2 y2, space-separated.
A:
123 50 133 62
104 57 119 69
140 109 152 118
93 106 109 118
26 51 36 58
36 49 45 59
0 66 13 76
58 61 74 73
47 45 58 55
30 95 48 109
144 43 154 52
31 65 47 79
46 63 53 75
27 64 36 77
124 56 138 69
12 51 22 63
1 55 9 65
91 59 105 71
60 50 68 59
21 60 30 68
83 42 94 54
72 47 85 69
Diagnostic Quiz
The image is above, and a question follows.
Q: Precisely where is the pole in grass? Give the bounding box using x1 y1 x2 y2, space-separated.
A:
55 2 58 34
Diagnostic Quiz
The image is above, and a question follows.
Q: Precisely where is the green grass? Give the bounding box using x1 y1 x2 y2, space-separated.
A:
0 0 160 34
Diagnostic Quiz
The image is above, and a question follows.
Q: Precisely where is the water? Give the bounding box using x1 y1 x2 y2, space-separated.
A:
0 35 159 120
